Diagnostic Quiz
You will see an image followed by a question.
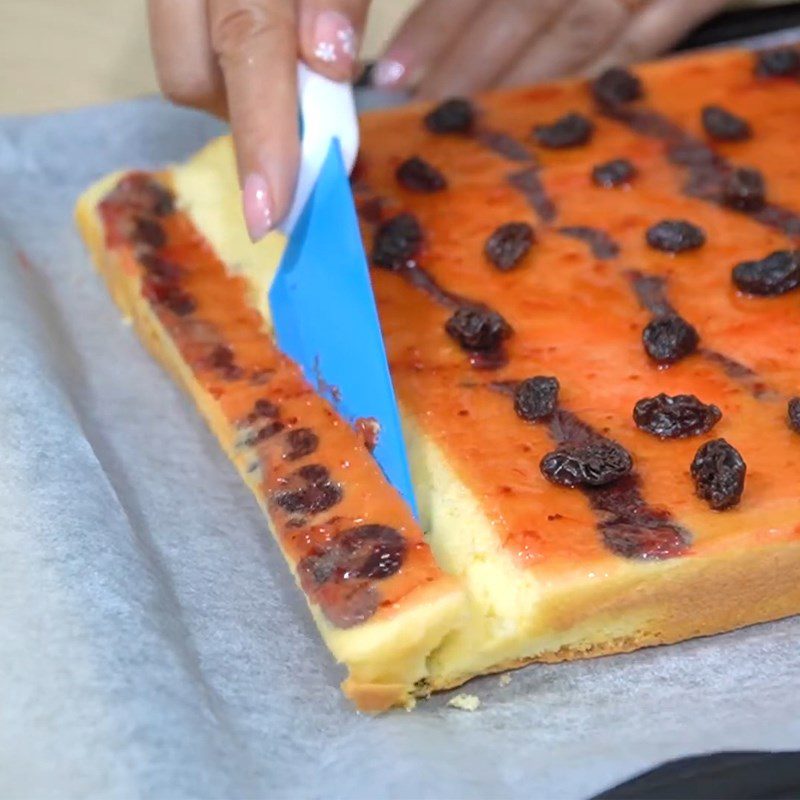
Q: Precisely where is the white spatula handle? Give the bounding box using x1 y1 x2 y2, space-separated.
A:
283 63 359 234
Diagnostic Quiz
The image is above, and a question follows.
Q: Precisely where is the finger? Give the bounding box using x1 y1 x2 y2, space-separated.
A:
584 0 729 74
415 0 565 100
147 0 225 116
496 0 628 88
371 0 483 90
209 0 300 240
297 0 371 82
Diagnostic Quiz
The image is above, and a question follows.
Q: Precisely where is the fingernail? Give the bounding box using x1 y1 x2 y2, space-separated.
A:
242 173 274 242
372 58 407 89
312 10 357 66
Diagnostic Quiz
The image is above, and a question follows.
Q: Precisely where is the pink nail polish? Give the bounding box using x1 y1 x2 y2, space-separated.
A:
242 173 273 242
372 58 407 89
312 11 357 65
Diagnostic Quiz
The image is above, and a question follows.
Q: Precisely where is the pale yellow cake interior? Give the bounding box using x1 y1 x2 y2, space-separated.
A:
78 135 800 708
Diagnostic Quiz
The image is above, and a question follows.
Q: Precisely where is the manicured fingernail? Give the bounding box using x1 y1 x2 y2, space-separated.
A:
312 10 357 66
372 58 407 88
242 173 273 242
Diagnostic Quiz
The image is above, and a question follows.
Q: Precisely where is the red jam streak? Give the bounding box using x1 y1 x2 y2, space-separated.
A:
475 129 535 163
488 380 691 560
558 225 620 259
549 409 691 560
507 166 558 224
627 270 779 400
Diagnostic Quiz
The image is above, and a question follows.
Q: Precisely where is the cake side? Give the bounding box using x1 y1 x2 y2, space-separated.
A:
75 170 468 712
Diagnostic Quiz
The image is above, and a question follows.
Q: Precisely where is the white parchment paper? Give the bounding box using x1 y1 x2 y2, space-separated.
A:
1 88 800 800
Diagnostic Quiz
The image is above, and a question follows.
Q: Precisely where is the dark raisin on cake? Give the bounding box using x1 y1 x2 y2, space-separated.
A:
633 394 722 438
484 222 535 270
732 250 800 296
691 438 746 510
645 219 706 253
642 315 700 365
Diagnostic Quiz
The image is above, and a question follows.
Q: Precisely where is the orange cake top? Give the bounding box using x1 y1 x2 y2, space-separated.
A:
355 47 800 578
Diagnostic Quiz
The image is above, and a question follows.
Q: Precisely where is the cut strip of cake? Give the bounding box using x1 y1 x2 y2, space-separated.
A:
75 163 468 713
77 46 800 710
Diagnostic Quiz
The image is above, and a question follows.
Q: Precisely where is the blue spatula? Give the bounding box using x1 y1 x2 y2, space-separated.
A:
269 65 418 517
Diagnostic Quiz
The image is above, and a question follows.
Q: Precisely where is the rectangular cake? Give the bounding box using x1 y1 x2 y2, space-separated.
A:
77 47 800 711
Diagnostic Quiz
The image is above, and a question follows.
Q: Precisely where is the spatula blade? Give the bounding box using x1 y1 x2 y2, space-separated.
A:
269 140 418 516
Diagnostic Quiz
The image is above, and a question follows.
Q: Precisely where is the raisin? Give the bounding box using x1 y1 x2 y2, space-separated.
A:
273 464 343 515
690 438 746 510
333 524 406 580
284 428 319 460
139 253 181 282
142 277 196 316
444 305 513 352
395 156 447 192
722 167 765 212
788 397 800 433
296 523 405 624
208 344 234 369
316 583 379 628
298 463 329 483
639 296 684 341
633 393 722 439
591 67 643 106
484 222 535 270
701 105 751 142
540 441 632 488
533 112 594 149
371 213 422 270
113 173 175 216
253 398 279 419
424 97 475 134
592 158 636 188
755 47 800 78
645 219 706 253
204 344 243 380
251 421 285 444
514 376 559 422
642 314 699 365
732 249 800 296
275 480 341 515
132 216 167 248
165 291 196 316
250 369 274 386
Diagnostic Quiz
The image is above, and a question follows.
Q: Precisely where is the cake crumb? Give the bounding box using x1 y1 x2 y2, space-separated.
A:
447 693 481 711
498 674 512 687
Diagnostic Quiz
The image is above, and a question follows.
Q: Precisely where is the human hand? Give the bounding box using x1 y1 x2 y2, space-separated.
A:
373 0 729 98
148 0 371 241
